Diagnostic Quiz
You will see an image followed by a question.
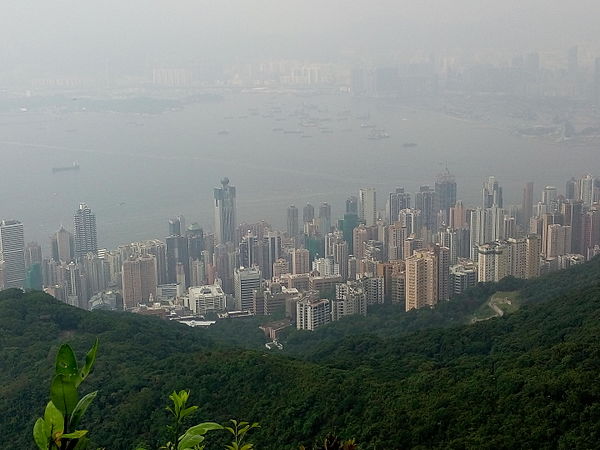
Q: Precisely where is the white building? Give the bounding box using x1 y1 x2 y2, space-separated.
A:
332 282 367 320
312 257 339 276
0 220 25 288
187 285 227 315
359 188 377 226
234 266 262 312
296 296 331 331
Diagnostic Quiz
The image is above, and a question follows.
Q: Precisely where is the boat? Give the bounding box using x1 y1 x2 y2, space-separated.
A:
52 162 80 173
403 142 418 148
217 130 229 135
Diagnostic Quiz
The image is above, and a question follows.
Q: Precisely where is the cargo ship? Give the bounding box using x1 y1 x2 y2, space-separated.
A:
52 162 80 173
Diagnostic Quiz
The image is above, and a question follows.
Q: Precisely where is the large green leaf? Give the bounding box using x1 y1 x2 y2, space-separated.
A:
177 434 205 449
55 344 78 378
50 374 79 418
70 391 97 428
77 338 98 387
183 422 223 436
33 418 49 450
43 402 64 435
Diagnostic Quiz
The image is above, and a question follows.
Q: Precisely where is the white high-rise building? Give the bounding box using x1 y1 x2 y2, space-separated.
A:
477 242 508 283
296 295 331 330
312 257 339 276
0 220 25 288
359 188 377 226
332 282 367 320
579 175 595 207
234 266 261 312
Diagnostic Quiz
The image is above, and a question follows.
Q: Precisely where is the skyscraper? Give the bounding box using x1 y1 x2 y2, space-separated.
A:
51 226 75 263
24 242 42 268
0 220 26 288
73 203 98 260
482 176 503 208
388 188 411 224
168 215 186 237
521 182 534 228
435 169 457 222
565 178 578 201
303 203 315 224
359 188 377 226
286 205 299 237
319 202 332 234
579 174 594 207
345 196 359 215
214 177 237 245
415 186 437 232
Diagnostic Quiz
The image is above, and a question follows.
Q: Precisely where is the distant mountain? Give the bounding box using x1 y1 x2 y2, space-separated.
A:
1 258 600 449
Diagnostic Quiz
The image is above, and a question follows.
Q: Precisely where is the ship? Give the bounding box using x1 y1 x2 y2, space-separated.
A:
52 162 80 173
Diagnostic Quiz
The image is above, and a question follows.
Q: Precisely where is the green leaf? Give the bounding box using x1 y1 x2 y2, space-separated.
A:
44 401 64 435
55 344 79 378
33 418 50 450
178 434 205 449
61 430 88 439
77 338 99 387
183 422 223 436
51 374 79 418
179 405 198 420
70 391 97 428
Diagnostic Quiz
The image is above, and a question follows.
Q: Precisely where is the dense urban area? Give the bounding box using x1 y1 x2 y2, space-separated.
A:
1 168 599 341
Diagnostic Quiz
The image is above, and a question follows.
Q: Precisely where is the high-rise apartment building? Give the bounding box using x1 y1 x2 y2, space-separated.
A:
292 248 310 274
405 249 438 311
214 177 237 245
359 188 377 226
121 255 157 309
415 186 437 232
74 203 98 260
234 266 262 312
296 295 331 330
0 220 26 288
332 282 367 320
388 188 411 224
477 242 508 283
525 235 541 279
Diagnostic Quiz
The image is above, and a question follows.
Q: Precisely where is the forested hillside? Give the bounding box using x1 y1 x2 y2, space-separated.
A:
1 258 600 449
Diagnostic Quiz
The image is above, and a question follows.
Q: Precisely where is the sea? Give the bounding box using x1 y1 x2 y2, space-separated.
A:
0 91 597 252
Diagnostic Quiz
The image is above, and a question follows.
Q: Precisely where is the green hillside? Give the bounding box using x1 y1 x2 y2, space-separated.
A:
1 258 600 449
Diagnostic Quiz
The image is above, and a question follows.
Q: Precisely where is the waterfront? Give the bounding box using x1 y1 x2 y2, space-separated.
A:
0 91 597 249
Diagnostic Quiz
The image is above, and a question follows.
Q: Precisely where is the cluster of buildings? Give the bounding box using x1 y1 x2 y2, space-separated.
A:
1 172 599 332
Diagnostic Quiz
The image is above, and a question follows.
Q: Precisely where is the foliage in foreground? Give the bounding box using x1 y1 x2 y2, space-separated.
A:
3 257 600 448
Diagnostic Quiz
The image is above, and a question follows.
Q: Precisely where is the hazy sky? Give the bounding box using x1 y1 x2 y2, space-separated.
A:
2 0 600 75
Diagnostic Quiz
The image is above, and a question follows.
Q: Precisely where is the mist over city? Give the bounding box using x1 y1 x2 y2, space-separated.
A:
1 2 600 449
